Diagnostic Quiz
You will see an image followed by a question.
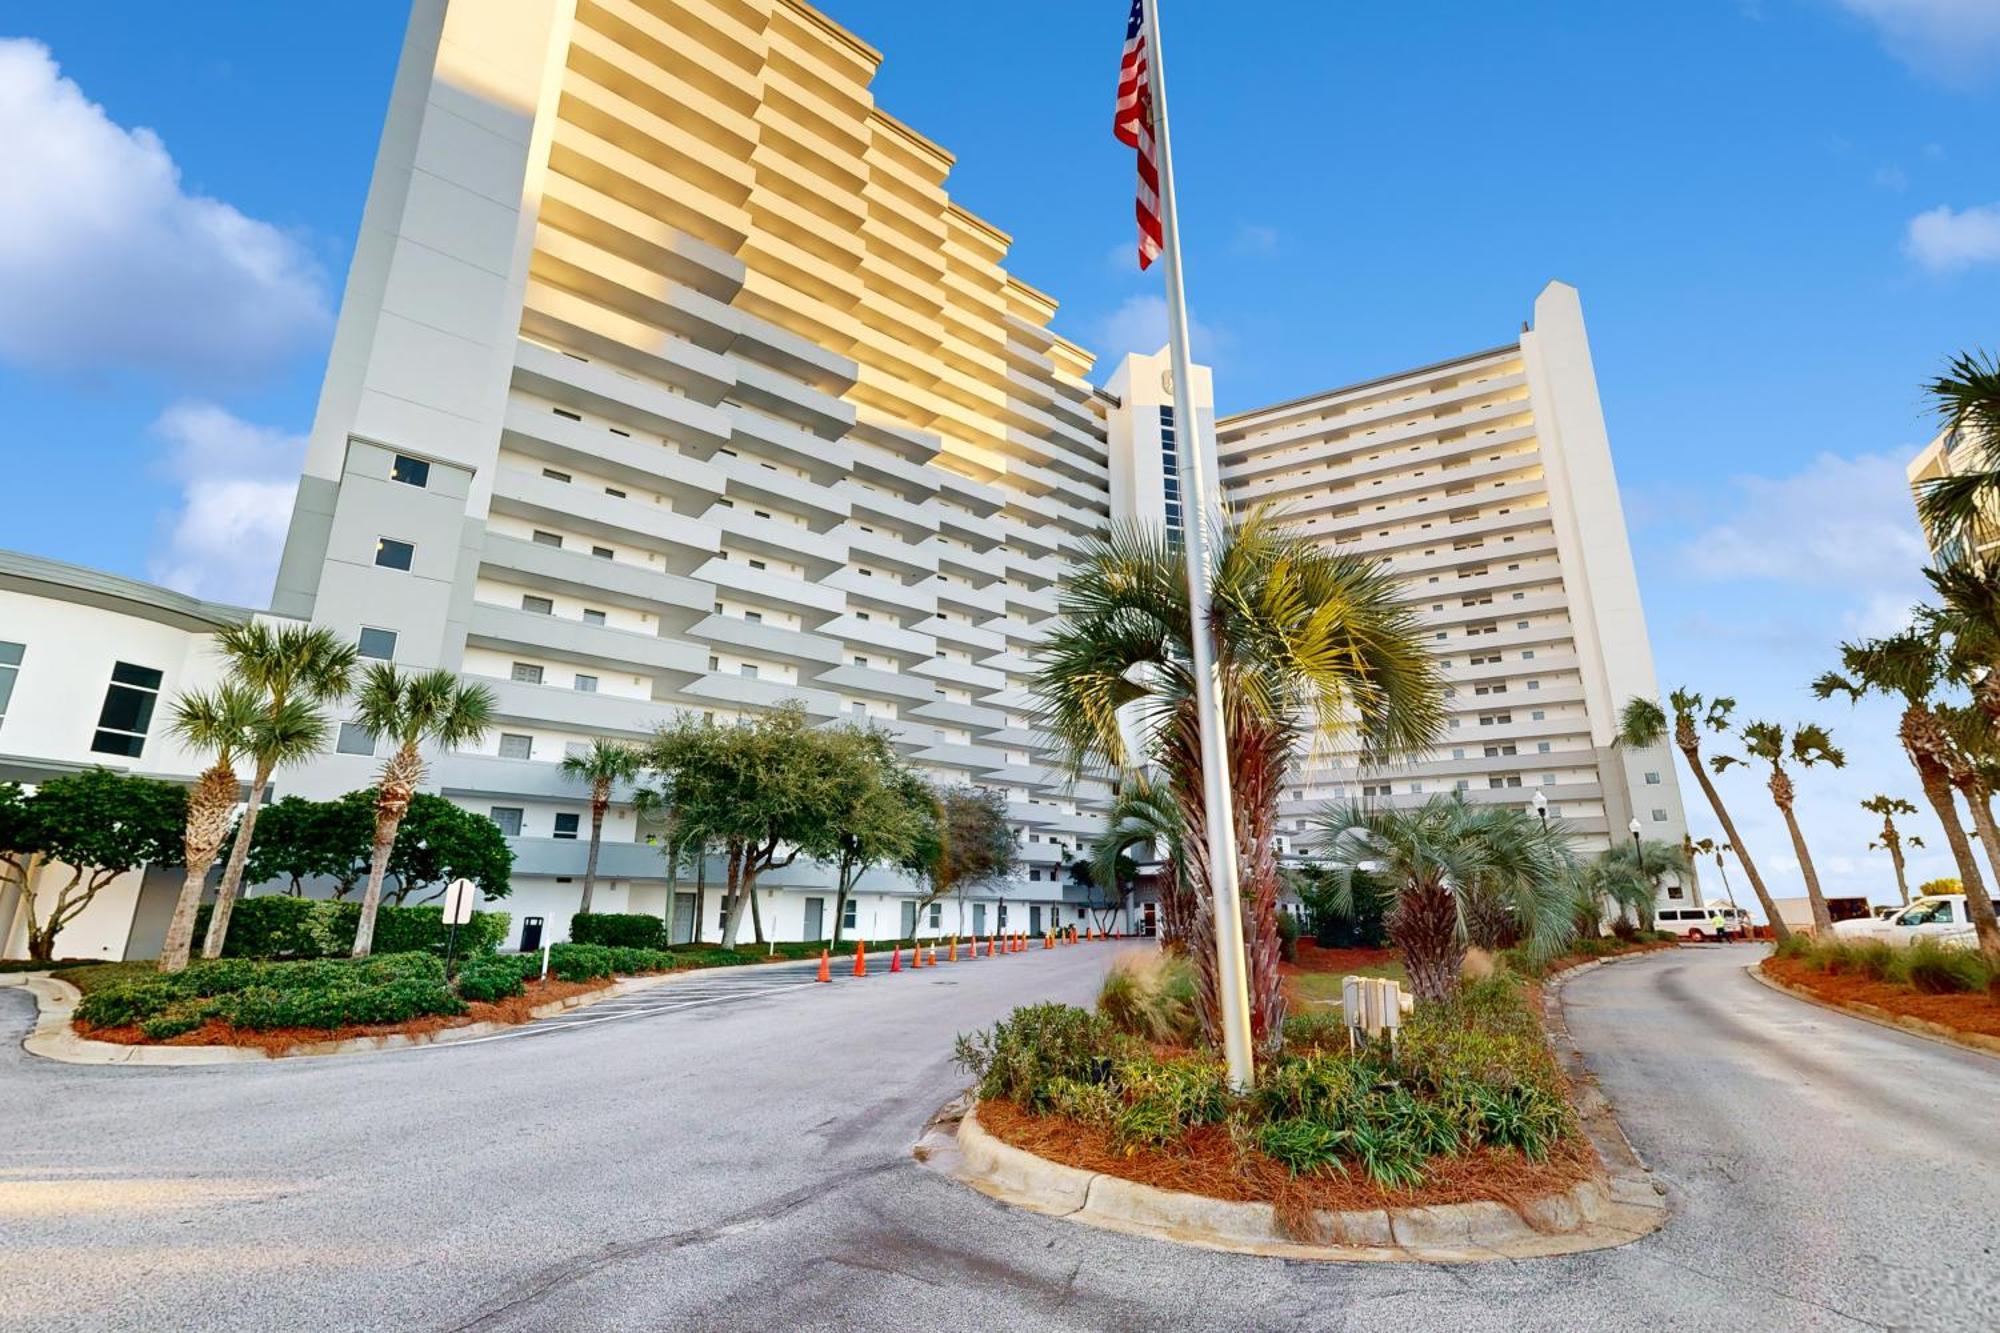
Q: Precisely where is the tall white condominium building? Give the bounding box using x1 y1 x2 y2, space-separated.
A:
271 0 1118 945
1213 283 1692 870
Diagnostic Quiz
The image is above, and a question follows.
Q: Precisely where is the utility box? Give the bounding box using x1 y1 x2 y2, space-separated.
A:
520 916 545 953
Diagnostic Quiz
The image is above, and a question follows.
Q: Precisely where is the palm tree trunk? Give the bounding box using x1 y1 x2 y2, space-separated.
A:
1914 761 1994 954
353 746 421 959
161 764 238 972
579 785 608 916
1772 772 1833 936
1684 742 1791 941
1394 876 1462 1004
1947 781 2000 965
1885 825 1911 906
202 759 272 959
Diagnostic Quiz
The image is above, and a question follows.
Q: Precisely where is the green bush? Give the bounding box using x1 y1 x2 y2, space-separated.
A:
570 912 668 950
1280 1009 1348 1051
953 1003 1125 1112
193 896 322 958
454 955 528 1003
1096 952 1199 1044
1276 911 1301 963
194 897 509 961
75 952 464 1034
1111 1054 1230 1146
1893 939 1991 994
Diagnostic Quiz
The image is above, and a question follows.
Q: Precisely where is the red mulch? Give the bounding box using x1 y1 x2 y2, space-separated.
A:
1763 955 2000 1039
1284 942 1402 976
73 977 613 1056
978 1098 1597 1241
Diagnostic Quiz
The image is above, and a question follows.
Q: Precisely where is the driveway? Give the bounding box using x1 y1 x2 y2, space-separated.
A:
0 944 1992 1330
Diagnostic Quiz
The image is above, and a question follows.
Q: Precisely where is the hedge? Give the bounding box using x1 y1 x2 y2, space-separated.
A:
193 896 509 961
75 953 465 1034
569 912 668 950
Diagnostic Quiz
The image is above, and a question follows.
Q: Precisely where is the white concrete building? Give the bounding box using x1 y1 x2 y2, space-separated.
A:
1210 283 1693 896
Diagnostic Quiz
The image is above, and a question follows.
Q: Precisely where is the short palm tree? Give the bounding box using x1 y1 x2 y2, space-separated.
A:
1310 795 1575 1002
1579 852 1653 933
1090 771 1189 949
1815 633 2000 964
158 683 262 972
349 665 496 957
1619 692 1790 941
561 738 644 915
1911 350 2000 555
1602 837 1693 929
1036 511 1441 1047
201 623 357 958
1715 722 1844 936
1860 795 1923 906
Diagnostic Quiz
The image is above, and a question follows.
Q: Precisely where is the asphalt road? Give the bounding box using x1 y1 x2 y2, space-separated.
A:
2 943 1994 1331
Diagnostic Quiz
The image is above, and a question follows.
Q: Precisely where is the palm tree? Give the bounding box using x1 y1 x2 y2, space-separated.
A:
1860 795 1923 907
158 684 262 972
1090 771 1189 949
349 665 496 957
1580 851 1654 934
1036 511 1441 1047
1620 692 1791 942
201 623 357 958
1603 837 1693 930
1911 350 2000 555
1311 795 1575 1003
1815 633 2000 964
1714 722 1845 936
559 738 643 916
1922 560 2000 727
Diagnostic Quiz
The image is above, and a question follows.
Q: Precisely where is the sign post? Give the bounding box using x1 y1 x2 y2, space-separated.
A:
442 877 477 979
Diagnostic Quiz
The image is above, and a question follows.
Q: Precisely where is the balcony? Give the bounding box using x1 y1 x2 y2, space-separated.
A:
838 522 936 578
679 670 841 718
511 340 733 453
521 280 738 404
489 466 720 575
711 452 852 529
819 613 935 663
685 613 842 669
470 676 675 740
701 503 845 573
506 836 667 881
702 401 854 485
910 698 1007 732
478 534 711 630
500 398 729 505
823 567 936 619
814 662 939 704
697 556 847 621
467 601 708 678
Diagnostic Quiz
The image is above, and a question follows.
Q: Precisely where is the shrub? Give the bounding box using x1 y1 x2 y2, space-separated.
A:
1893 939 1992 994
1276 911 1300 963
194 898 509 961
193 896 322 958
953 1003 1124 1112
1112 1053 1230 1146
75 953 464 1034
1281 1009 1348 1051
546 942 615 981
1259 1117 1350 1176
1608 918 1638 942
1096 952 1199 1044
570 912 668 950
140 1012 207 1041
454 956 527 1003
77 982 181 1029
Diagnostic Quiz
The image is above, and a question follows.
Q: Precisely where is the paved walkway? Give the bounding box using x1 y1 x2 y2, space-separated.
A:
1 944 1993 1330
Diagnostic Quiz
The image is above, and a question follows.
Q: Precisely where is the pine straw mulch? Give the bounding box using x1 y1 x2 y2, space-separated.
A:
977 1097 1600 1242
1284 943 1404 975
72 977 614 1056
1763 954 2000 1040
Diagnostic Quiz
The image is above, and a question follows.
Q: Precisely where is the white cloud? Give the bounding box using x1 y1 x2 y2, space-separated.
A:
1833 0 2000 87
1904 201 2000 273
0 39 328 382
1092 295 1229 365
1679 450 1930 600
1231 223 1280 257
148 403 304 607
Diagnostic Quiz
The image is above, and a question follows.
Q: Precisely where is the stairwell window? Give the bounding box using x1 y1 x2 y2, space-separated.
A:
374 538 415 571
390 454 430 488
533 531 562 548
582 609 607 626
357 628 397 660
511 663 544 685
0 642 22 731
90 662 163 757
335 723 375 756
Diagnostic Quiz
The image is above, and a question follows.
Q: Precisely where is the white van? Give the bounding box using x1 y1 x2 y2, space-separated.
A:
1656 905 1751 941
1831 895 1976 949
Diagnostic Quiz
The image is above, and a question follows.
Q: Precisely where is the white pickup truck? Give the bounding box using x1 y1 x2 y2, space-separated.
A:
1829 895 1975 949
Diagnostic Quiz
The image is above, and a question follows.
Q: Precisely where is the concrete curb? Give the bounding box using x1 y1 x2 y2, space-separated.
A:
9 967 695 1067
1746 962 2000 1061
917 953 1672 1263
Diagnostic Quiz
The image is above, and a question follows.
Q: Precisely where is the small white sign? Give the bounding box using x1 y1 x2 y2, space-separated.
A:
443 878 478 926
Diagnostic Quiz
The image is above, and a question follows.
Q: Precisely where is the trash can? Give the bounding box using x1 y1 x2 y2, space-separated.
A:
520 916 545 953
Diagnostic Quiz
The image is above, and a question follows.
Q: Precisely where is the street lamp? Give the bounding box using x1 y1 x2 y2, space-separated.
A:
1532 789 1548 831
1628 817 1644 860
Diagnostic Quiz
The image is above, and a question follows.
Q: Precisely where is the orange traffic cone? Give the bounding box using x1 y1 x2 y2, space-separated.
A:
1045 932 1053 950
853 941 867 977
817 949 831 983
929 944 938 967
890 945 902 973
987 935 996 957
948 937 958 963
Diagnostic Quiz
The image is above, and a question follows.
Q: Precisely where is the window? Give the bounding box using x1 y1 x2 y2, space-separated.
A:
357 628 397 660
852 655 870 668
1644 771 1662 785
929 903 942 928
582 609 607 626
841 898 857 930
90 662 163 757
592 545 614 560
748 558 767 571
574 674 598 693
743 611 762 624
532 530 563 548
1537 741 1552 753
1527 680 1541 691
374 538 415 571
0 641 21 729
511 662 544 685
522 595 554 615
391 454 430 488
498 733 533 760
542 468 572 483
489 807 524 837
1652 809 1670 823
553 813 581 840
604 487 627 499
335 722 374 756
740 664 759 679
1521 649 1536 660
552 408 581 422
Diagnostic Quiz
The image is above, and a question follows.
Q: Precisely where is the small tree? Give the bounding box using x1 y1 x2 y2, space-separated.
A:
158 682 261 972
349 666 495 957
1090 772 1187 947
930 785 1016 937
1602 838 1693 930
383 794 514 904
559 738 643 915
8 771 185 961
822 729 931 944
1715 721 1844 936
1861 795 1923 907
229 794 375 898
200 623 356 958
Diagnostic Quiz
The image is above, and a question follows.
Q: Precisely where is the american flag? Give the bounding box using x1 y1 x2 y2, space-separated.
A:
1114 0 1163 270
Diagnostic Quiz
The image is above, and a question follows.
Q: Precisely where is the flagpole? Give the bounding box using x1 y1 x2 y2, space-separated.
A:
1142 0 1256 1091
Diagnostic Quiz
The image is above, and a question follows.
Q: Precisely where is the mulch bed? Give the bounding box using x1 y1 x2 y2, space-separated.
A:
978 1098 1598 1241
1284 942 1403 976
72 976 614 1056
1763 955 2000 1040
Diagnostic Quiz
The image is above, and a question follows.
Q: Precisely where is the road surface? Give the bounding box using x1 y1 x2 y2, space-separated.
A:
1 943 1993 1330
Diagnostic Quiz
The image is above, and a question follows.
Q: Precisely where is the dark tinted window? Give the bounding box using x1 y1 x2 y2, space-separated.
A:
391 455 430 488
375 538 414 570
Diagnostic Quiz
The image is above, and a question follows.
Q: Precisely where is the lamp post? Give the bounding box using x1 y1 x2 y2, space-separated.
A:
1532 789 1549 832
1628 817 1643 860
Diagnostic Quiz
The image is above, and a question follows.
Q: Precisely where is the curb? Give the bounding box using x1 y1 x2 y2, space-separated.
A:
10 967 697 1068
1746 963 2000 1061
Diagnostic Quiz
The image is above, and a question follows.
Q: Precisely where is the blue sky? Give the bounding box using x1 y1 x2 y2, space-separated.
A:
3 1 1997 907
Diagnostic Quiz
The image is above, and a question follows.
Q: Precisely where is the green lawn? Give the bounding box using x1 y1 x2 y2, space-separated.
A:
1289 962 1408 1011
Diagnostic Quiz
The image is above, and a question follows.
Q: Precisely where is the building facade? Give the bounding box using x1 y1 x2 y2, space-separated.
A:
1906 424 1997 565
1211 284 1692 889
